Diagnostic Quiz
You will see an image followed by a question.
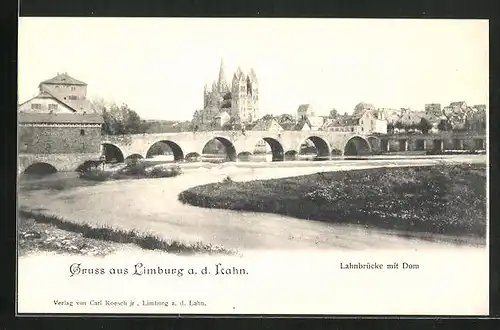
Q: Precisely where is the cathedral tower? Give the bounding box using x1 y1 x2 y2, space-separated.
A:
231 67 259 124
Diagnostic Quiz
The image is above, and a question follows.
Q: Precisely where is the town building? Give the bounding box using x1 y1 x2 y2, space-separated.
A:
193 59 259 130
252 118 284 132
323 106 387 134
425 103 442 117
297 104 316 119
18 73 103 173
296 116 325 131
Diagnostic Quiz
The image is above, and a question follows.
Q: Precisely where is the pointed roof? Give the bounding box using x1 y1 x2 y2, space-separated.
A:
22 88 92 113
218 58 226 84
247 68 258 81
252 118 283 131
40 73 87 86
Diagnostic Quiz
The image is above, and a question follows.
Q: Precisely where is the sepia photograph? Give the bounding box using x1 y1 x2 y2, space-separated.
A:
16 17 489 315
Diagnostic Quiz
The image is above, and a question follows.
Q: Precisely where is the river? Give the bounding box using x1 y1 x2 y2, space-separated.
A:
18 155 487 252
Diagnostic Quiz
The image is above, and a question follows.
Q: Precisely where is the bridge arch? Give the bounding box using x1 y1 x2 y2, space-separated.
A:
237 151 253 162
253 137 284 162
367 136 381 153
185 152 201 162
201 137 237 162
298 136 331 160
146 140 184 161
24 162 57 176
344 136 372 156
125 153 144 161
102 143 125 163
284 150 299 161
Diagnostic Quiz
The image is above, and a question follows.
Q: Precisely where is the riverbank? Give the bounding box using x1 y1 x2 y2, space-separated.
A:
179 164 487 241
18 157 487 253
18 209 235 256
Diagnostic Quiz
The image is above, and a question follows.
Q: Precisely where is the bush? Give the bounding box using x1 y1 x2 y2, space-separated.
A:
222 176 233 183
76 160 104 173
146 165 182 178
79 169 112 181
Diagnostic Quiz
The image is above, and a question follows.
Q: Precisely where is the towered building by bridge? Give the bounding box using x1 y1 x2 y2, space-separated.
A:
18 73 103 174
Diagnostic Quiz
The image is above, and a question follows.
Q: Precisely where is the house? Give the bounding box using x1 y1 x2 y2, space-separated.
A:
323 109 387 134
212 110 231 129
425 103 442 117
323 115 361 133
297 104 316 119
449 101 468 113
295 116 324 131
379 108 403 124
252 118 284 131
18 72 93 114
18 73 103 171
358 109 387 134
397 109 426 126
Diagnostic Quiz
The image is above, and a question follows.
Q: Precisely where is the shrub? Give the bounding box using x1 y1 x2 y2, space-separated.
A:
118 160 148 176
79 169 112 181
146 165 183 178
76 160 104 173
222 176 233 184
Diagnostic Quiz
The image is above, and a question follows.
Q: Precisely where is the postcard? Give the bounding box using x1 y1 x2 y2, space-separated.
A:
17 17 489 315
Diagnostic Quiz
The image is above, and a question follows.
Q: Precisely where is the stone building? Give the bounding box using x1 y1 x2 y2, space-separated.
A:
324 108 387 134
193 59 259 130
18 73 103 173
297 104 315 120
425 103 442 117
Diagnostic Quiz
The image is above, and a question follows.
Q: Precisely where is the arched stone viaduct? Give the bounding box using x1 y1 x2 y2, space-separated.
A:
101 131 373 162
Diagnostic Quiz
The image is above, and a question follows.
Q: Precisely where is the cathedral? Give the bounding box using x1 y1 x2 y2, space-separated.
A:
192 59 259 130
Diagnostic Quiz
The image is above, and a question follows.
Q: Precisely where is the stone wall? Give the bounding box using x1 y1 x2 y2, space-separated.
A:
40 83 87 100
19 125 101 154
18 152 102 173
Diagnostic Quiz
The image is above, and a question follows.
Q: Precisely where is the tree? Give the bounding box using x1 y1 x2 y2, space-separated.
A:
417 117 432 134
261 114 275 121
329 108 339 119
437 119 452 131
387 122 395 134
101 103 146 135
276 114 296 130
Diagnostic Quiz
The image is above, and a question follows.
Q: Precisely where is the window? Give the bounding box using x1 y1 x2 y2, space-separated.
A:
71 86 76 91
31 103 42 110
68 95 78 100
80 129 85 136
351 127 354 132
49 104 58 111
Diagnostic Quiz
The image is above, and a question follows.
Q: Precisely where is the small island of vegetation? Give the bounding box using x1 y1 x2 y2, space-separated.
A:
178 164 486 242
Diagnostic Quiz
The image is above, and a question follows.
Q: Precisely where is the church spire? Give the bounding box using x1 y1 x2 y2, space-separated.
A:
217 58 229 93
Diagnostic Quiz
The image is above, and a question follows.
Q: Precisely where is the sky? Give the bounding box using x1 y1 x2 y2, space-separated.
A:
18 18 489 121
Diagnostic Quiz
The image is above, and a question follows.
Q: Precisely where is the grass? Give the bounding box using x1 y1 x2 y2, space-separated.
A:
18 209 235 256
178 164 487 239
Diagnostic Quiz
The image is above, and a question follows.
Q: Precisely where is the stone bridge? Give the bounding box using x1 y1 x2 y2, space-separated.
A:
102 130 373 162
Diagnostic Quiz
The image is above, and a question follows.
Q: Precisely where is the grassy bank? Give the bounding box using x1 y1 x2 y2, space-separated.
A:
18 209 234 256
178 164 487 239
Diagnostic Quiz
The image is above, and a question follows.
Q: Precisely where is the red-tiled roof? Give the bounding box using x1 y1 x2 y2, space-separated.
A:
19 112 103 124
40 73 87 86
